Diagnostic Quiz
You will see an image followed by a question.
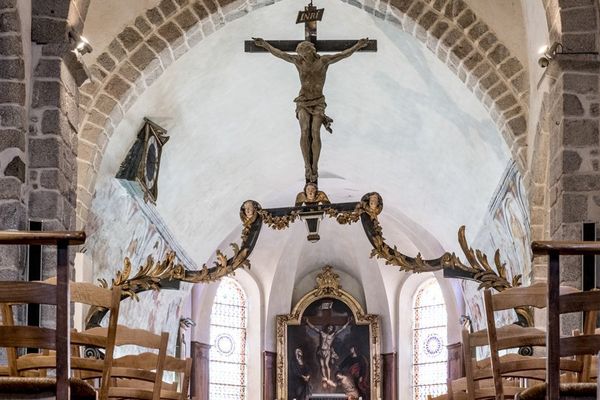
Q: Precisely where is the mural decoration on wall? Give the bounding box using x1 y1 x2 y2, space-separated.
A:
462 162 531 331
277 266 380 400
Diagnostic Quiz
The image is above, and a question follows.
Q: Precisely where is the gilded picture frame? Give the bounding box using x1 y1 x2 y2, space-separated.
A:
276 266 381 400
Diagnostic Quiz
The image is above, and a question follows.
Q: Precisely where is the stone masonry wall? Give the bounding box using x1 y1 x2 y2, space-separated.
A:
0 0 27 280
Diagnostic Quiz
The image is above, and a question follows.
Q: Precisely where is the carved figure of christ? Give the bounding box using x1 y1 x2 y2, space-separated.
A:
303 310 352 387
251 37 369 183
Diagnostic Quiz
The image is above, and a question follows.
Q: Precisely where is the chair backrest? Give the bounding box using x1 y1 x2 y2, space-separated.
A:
0 280 70 396
7 280 121 400
483 283 583 399
86 325 169 400
163 356 192 400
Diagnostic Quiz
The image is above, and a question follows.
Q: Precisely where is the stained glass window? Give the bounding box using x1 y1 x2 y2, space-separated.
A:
412 279 448 400
209 278 248 400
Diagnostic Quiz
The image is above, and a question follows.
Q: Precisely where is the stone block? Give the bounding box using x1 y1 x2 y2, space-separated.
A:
562 32 596 53
0 177 20 200
506 115 526 136
0 9 20 32
562 93 584 116
118 27 143 51
498 57 521 80
0 81 24 105
0 35 21 56
443 0 465 19
41 108 69 136
108 39 127 62
563 119 599 147
467 21 487 41
158 21 185 45
192 3 209 19
389 0 412 13
135 16 152 35
559 0 595 7
0 201 24 229
561 7 596 33
33 58 61 78
175 8 199 31
450 38 472 60
119 61 141 83
488 81 507 100
431 0 447 12
31 80 60 108
32 0 70 18
159 0 177 17
456 9 475 29
147 34 168 53
175 0 190 5
0 129 24 151
563 174 600 191
28 190 60 220
417 11 438 31
563 193 588 222
563 73 598 94
0 58 23 80
479 71 499 90
0 0 17 9
441 28 461 49
510 71 527 94
130 44 158 71
563 150 582 173
31 16 68 44
93 94 118 116
79 123 103 145
406 1 425 20
0 105 24 129
86 109 108 127
429 20 449 39
97 52 116 72
146 7 164 26
4 155 24 182
29 137 60 168
488 43 509 65
203 0 218 11
591 103 599 117
103 75 131 100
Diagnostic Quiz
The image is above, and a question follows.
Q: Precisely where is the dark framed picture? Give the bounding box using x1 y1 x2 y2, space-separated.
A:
277 266 381 400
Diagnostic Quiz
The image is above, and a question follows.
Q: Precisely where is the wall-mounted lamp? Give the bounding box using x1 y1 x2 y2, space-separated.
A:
68 28 93 56
538 42 562 68
299 210 324 242
538 42 599 68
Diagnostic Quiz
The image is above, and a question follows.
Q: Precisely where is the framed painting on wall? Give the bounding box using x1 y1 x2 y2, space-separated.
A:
276 266 381 400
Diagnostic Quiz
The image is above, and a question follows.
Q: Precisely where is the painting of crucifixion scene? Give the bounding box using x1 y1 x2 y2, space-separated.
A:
287 297 370 400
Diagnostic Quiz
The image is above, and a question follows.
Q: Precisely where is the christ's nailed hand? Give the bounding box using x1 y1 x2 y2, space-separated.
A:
357 38 369 48
253 37 266 48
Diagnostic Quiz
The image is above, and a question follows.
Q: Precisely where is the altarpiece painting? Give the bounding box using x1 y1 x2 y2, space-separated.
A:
277 266 381 399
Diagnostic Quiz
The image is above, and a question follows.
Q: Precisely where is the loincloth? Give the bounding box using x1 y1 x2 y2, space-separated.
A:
294 95 333 133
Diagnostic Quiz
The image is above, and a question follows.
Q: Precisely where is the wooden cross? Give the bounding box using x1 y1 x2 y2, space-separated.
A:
244 1 377 53
304 301 350 326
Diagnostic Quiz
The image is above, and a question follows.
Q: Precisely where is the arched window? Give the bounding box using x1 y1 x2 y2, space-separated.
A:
412 279 448 399
209 278 248 400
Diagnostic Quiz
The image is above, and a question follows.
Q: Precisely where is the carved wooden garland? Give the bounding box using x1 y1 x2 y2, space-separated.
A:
87 192 531 330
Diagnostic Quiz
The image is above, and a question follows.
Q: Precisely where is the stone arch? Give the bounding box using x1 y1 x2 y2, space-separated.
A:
76 0 530 228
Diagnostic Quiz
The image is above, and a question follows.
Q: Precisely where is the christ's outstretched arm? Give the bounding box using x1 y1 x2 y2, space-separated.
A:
323 38 369 64
253 37 296 63
304 318 320 334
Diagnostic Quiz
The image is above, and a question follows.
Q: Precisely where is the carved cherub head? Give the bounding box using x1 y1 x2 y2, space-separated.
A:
240 200 259 225
363 192 383 216
304 182 318 202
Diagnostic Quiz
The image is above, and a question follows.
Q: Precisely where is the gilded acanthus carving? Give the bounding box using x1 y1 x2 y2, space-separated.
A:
313 265 343 297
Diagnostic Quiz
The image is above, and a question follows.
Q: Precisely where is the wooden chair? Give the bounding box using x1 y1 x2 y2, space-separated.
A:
483 282 583 399
6 280 122 400
0 230 85 399
461 327 526 400
514 242 600 400
85 325 169 400
113 355 192 400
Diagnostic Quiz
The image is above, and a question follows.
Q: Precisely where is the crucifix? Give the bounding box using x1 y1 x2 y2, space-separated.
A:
245 2 377 184
302 302 353 387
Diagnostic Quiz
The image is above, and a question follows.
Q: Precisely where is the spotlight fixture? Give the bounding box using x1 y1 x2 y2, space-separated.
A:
538 42 599 68
68 28 93 56
538 42 562 68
